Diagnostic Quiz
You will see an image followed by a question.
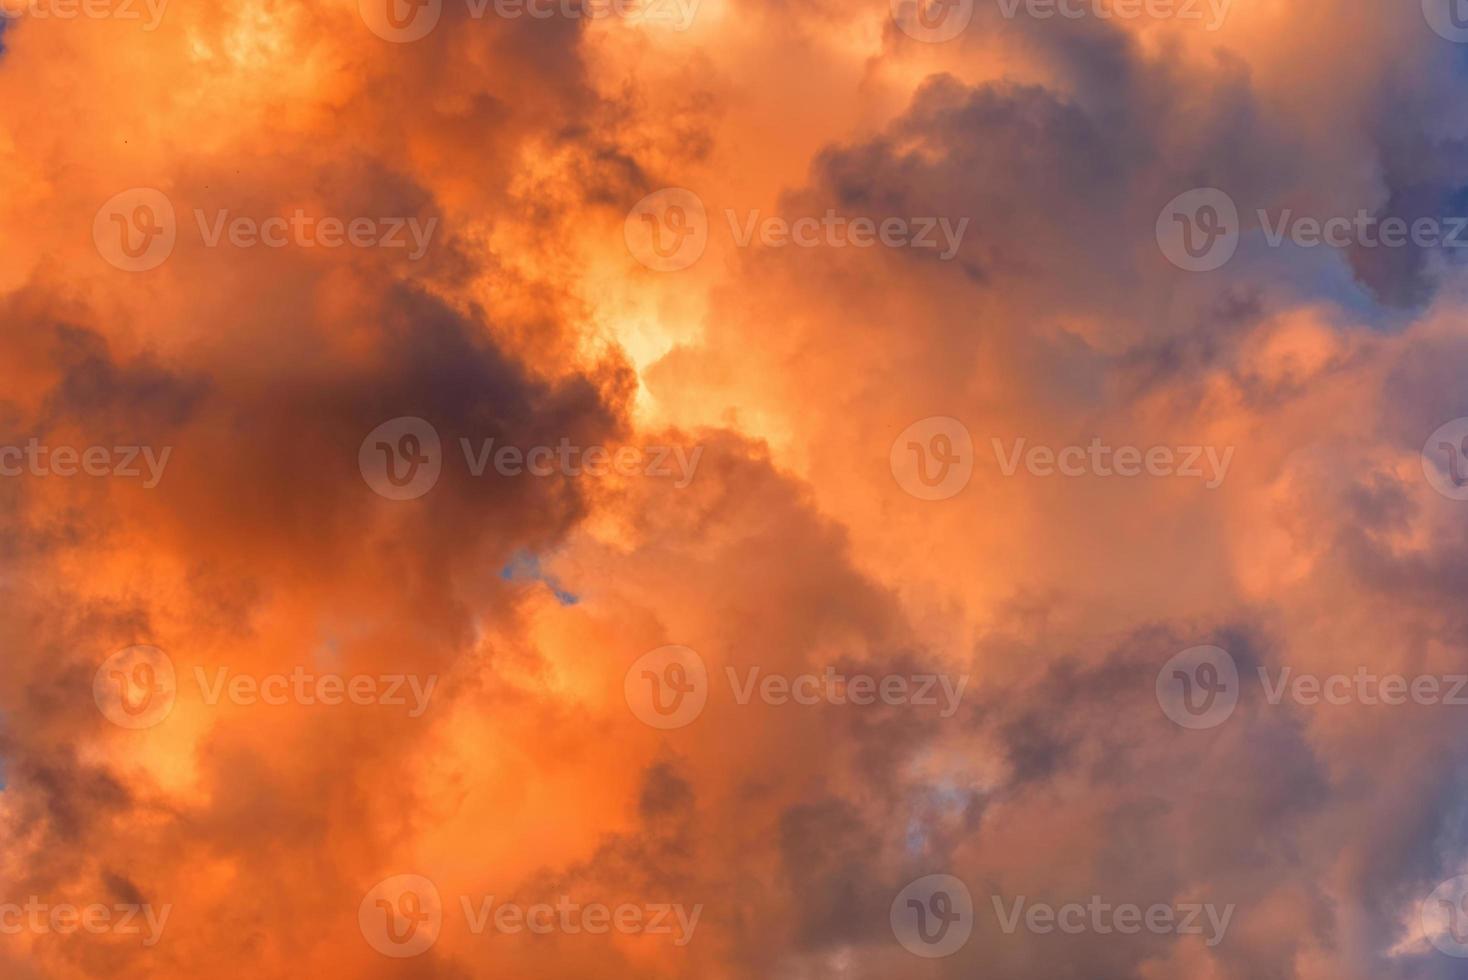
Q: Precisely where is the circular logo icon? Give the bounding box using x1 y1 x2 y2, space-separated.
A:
93 188 177 273
1155 188 1239 272
360 874 443 958
891 874 974 958
93 645 177 730
625 188 708 272
624 645 708 730
360 417 442 501
1423 0 1468 42
1421 418 1468 501
890 0 973 42
359 0 442 41
890 416 974 501
1423 875 1468 956
1156 645 1239 730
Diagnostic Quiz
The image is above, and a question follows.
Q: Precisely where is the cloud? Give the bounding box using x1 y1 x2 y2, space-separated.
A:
5 0 1468 977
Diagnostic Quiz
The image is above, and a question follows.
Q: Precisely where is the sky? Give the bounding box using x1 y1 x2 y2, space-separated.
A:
6 0 1468 977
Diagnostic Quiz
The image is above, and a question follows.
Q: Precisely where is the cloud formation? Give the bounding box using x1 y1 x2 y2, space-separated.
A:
5 0 1468 977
